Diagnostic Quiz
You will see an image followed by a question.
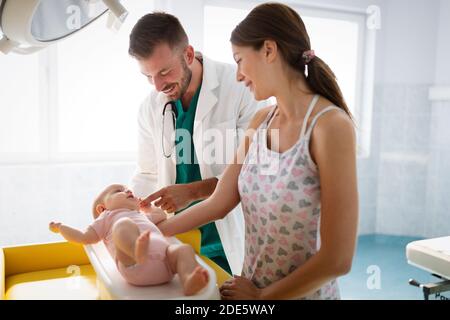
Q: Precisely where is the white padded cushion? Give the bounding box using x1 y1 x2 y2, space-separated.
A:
84 237 220 300
406 236 450 279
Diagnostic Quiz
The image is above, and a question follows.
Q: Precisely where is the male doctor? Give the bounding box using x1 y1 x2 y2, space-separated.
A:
128 12 264 275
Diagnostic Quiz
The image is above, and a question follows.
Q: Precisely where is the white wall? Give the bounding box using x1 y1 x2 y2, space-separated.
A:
425 0 450 237
376 0 440 85
434 0 450 85
372 0 450 237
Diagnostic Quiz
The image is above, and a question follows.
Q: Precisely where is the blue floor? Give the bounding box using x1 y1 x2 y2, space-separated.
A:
339 234 443 300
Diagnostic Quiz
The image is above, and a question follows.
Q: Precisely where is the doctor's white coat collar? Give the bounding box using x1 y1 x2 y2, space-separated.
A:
194 53 219 129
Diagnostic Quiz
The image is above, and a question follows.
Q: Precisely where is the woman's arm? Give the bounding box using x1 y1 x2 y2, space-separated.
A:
49 222 100 245
157 162 242 236
253 111 358 299
157 107 273 237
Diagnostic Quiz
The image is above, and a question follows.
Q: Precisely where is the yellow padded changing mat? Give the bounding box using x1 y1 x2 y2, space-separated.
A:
2 230 231 300
2 241 98 300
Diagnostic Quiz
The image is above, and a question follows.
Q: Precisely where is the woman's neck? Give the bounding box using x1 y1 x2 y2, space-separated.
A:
274 73 315 120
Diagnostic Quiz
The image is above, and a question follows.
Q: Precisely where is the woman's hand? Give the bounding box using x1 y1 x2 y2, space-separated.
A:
219 276 263 300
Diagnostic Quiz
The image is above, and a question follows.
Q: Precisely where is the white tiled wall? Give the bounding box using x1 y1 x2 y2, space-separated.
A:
426 100 450 236
356 0 450 237
365 85 450 237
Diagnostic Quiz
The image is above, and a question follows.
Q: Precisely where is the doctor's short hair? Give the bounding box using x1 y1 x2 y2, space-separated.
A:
129 12 189 59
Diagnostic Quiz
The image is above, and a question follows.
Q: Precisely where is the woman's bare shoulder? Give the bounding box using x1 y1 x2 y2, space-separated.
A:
247 105 275 131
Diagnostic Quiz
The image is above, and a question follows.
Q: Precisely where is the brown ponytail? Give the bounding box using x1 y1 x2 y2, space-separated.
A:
230 2 352 119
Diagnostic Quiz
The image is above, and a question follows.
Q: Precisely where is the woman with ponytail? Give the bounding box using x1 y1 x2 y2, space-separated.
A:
158 2 358 299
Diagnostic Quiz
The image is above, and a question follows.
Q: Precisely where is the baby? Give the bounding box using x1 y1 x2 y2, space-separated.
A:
49 183 209 295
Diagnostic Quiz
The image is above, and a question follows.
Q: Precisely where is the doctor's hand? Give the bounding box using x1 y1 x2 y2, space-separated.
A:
140 184 194 213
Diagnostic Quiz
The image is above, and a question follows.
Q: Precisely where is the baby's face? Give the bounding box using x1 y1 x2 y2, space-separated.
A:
102 184 139 211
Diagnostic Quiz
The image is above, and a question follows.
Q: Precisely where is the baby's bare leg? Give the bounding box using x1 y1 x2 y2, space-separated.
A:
134 230 151 264
112 218 141 267
167 244 209 295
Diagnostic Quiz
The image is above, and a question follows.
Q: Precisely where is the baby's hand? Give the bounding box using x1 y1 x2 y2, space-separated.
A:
49 222 62 233
139 202 167 224
139 199 156 214
148 205 166 215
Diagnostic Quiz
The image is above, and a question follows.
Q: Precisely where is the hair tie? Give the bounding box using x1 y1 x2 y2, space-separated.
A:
302 50 315 65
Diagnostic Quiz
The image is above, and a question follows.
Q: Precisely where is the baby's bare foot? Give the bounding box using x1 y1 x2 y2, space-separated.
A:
135 230 150 264
183 266 209 296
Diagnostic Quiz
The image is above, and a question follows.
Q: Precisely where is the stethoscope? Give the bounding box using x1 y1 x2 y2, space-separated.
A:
161 57 203 158
162 101 178 158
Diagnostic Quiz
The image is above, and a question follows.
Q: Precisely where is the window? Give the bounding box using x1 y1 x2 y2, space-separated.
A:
0 0 155 163
203 1 375 156
204 4 360 118
0 52 41 155
302 15 360 119
56 3 153 155
204 6 248 64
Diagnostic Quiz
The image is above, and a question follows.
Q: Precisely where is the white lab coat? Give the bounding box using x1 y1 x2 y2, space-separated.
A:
130 53 266 275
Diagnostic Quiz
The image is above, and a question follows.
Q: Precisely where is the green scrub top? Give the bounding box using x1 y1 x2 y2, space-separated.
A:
174 85 232 274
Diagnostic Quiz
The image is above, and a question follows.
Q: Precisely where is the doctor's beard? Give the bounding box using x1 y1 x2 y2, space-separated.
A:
165 57 192 101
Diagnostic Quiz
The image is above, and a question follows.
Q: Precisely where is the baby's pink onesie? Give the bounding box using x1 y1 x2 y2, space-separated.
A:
90 209 174 286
